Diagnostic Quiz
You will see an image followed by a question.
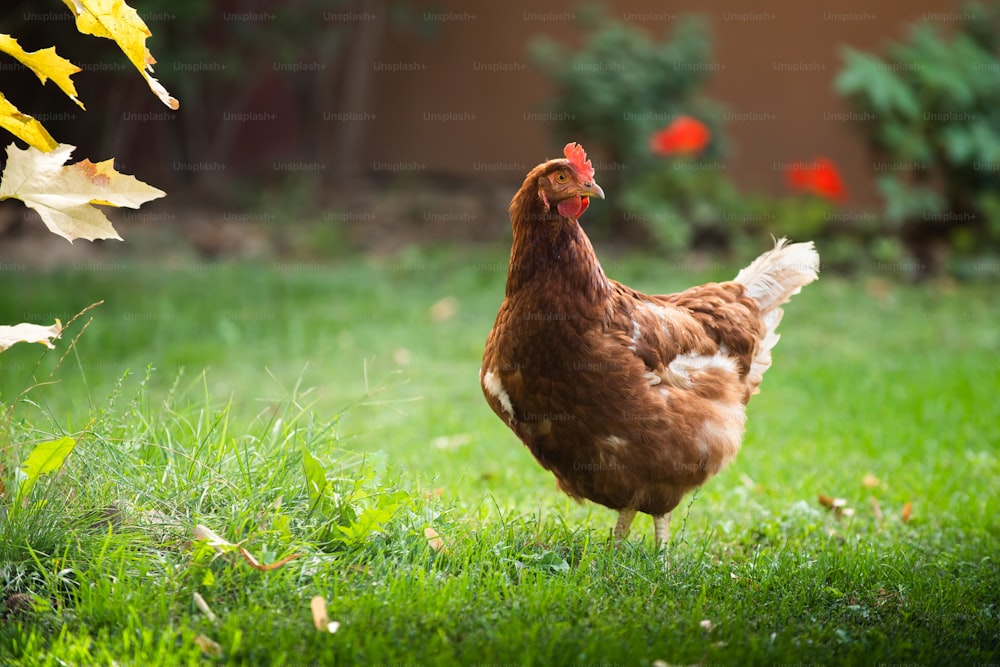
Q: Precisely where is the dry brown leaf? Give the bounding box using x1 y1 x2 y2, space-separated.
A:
193 524 237 551
195 523 299 570
862 474 881 488
310 595 339 633
429 296 458 322
865 277 892 300
424 527 447 553
310 595 328 631
818 494 855 518
869 496 884 524
194 634 221 657
901 502 912 523
192 592 216 622
238 547 300 571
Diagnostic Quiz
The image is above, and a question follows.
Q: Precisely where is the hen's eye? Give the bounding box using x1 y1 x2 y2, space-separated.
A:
556 173 568 182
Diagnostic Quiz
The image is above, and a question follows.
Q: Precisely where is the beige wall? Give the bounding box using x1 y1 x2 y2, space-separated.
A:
359 0 961 207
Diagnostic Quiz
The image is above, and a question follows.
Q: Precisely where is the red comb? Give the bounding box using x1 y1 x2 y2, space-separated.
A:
563 142 595 181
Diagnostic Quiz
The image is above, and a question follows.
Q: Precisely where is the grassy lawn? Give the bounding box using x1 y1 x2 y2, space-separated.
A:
0 247 997 665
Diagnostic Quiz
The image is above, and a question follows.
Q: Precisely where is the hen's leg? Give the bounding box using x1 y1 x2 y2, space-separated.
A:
653 513 671 550
613 508 637 542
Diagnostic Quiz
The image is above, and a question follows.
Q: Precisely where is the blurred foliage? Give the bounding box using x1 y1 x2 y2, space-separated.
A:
0 0 427 199
531 9 723 168
530 6 870 267
622 165 867 267
835 2 1000 276
530 8 726 237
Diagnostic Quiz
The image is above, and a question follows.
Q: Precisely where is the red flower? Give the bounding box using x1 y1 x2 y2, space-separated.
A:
787 158 847 202
650 116 711 156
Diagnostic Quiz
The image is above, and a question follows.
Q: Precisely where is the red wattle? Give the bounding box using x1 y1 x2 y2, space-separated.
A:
556 196 589 220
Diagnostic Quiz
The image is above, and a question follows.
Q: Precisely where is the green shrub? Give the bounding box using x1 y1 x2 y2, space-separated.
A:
530 9 725 236
529 8 878 268
835 2 1000 276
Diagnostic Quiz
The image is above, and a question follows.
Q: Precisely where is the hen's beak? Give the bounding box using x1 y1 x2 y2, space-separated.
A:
578 180 605 200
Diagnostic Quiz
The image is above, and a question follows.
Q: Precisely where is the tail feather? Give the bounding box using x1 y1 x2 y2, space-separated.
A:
735 238 819 393
734 238 819 314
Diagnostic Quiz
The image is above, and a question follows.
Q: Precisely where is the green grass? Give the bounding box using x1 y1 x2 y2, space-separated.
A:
0 248 998 666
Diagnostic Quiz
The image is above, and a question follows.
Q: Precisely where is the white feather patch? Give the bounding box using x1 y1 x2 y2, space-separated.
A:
482 369 515 422
603 435 627 449
696 400 747 466
647 365 694 388
640 301 686 338
733 238 819 313
667 351 739 387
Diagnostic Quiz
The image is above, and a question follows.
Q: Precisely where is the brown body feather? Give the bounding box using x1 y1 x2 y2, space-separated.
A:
481 151 818 532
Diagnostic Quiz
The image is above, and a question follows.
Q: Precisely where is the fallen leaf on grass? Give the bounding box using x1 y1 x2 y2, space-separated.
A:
424 527 447 554
869 496 884 524
193 524 237 550
194 634 221 657
432 434 471 450
193 523 300 571
310 596 340 634
193 592 216 622
238 547 300 571
310 595 327 630
393 347 411 365
901 502 912 523
429 296 458 322
818 494 855 518
865 277 892 300
862 474 881 488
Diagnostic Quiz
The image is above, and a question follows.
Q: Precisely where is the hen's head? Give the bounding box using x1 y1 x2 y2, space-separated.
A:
515 143 605 222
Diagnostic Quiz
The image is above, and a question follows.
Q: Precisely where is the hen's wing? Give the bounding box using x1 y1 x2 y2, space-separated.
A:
605 279 764 403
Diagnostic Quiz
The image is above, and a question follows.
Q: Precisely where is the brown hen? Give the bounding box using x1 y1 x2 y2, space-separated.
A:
481 143 819 548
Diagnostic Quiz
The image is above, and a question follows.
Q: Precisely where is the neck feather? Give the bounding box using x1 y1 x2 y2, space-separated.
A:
505 176 610 305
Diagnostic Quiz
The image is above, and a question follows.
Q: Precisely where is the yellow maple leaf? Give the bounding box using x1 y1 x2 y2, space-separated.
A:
62 0 179 110
0 143 165 243
0 94 58 152
0 34 84 109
